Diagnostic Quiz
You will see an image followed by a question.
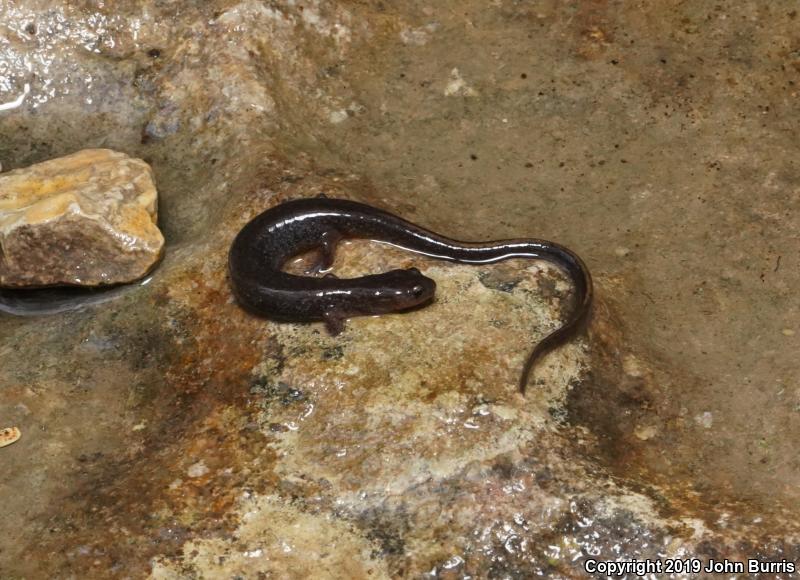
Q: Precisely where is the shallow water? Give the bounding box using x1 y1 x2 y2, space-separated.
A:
1 0 799 577
0 276 154 315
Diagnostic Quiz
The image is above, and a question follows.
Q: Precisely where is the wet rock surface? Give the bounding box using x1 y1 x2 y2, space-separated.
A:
1 0 799 578
0 148 163 287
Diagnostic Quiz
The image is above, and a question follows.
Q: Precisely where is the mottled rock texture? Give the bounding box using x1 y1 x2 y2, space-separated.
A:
0 148 163 287
1 0 800 578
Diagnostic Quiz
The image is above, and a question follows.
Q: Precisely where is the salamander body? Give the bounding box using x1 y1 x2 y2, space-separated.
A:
228 197 592 393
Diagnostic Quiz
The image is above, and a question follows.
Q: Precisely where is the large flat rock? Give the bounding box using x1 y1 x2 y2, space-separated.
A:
1 0 799 577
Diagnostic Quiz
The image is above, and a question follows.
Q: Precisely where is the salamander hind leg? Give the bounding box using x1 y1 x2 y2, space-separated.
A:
307 229 343 274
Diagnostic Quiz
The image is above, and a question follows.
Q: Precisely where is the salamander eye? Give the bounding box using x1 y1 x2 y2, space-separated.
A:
408 267 421 274
412 284 425 297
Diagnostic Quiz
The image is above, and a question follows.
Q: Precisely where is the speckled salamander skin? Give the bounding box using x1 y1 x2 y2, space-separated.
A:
228 197 593 393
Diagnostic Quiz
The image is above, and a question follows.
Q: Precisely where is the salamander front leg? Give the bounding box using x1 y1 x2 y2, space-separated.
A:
323 310 347 336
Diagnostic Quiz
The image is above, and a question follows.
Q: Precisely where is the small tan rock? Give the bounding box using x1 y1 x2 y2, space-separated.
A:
0 426 21 448
0 149 165 287
634 424 658 440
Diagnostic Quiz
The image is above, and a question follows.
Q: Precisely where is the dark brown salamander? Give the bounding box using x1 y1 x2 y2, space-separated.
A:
228 196 592 393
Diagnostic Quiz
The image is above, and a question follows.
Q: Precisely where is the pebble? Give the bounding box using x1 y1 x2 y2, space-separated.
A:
0 149 164 287
0 426 21 448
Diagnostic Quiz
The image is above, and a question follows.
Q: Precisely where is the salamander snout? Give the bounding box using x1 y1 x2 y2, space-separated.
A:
368 268 436 314
402 271 436 306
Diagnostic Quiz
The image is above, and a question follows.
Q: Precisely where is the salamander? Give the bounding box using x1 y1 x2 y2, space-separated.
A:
228 196 592 393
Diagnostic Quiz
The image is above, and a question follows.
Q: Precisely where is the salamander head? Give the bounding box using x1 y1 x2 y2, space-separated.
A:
366 267 436 313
